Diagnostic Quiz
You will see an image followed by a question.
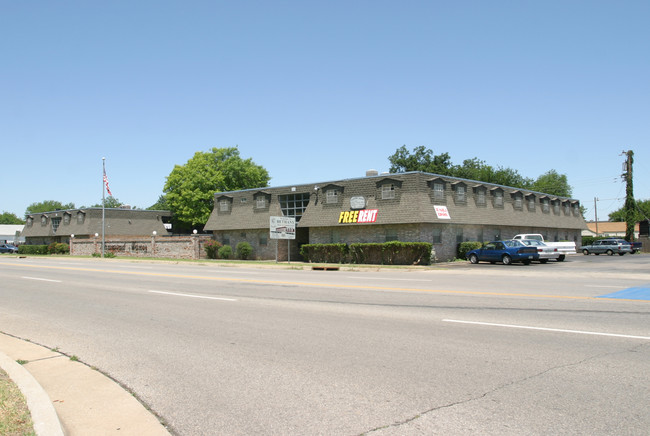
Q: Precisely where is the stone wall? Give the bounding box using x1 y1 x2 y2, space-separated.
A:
70 235 213 260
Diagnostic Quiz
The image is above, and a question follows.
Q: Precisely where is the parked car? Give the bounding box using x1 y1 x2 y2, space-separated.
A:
580 239 633 256
516 239 561 263
466 240 539 265
512 233 576 261
0 244 19 253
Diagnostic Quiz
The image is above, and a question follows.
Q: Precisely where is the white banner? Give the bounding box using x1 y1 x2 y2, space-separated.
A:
434 205 451 219
270 216 296 239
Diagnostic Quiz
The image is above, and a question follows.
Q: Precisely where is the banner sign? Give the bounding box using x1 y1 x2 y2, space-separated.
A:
434 205 451 219
270 216 296 239
338 209 378 224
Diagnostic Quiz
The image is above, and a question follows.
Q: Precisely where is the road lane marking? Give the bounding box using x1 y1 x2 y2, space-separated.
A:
443 319 650 340
345 277 432 282
22 277 62 283
2 261 644 301
149 290 237 301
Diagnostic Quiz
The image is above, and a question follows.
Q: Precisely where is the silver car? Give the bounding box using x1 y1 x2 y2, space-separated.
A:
517 239 561 263
580 239 633 256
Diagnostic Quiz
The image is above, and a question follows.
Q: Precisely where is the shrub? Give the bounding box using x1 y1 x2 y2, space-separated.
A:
349 242 432 265
92 252 116 258
204 239 222 259
457 241 483 260
218 245 232 259
236 242 253 260
17 245 49 255
300 244 348 263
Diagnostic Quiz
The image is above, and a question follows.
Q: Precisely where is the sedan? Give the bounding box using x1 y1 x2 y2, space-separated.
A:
0 244 19 253
467 240 539 265
517 239 561 263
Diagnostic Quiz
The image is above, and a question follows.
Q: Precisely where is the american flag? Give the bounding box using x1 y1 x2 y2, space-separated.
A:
103 169 112 196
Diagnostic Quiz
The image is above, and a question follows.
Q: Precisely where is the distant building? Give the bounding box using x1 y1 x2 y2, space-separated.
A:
0 224 25 245
204 171 587 262
21 208 171 245
582 221 640 239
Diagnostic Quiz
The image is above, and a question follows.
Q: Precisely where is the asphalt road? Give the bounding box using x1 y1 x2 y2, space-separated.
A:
1 255 649 435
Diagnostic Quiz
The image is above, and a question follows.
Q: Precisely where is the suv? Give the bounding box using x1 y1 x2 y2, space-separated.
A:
580 239 633 256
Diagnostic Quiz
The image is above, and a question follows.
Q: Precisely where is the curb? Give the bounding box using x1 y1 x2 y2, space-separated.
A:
0 350 64 436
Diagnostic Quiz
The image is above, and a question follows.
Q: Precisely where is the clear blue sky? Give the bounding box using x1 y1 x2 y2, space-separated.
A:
2 1 648 222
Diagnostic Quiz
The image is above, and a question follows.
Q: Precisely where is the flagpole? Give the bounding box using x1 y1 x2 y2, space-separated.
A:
102 157 106 258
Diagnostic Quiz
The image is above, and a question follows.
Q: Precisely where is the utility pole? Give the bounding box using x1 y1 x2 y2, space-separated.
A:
622 150 635 242
594 197 599 236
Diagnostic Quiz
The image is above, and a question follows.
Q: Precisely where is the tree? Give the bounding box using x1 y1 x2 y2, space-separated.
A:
147 195 169 211
0 211 25 224
609 199 650 222
25 200 75 215
388 145 453 175
163 147 270 230
530 170 572 197
90 196 125 208
451 158 533 188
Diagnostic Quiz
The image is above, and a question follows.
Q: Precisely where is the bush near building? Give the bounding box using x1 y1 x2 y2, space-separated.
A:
204 239 222 259
235 242 253 259
457 241 483 260
302 242 432 265
218 245 233 259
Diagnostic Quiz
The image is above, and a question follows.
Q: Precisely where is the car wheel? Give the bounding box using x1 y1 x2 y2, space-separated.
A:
502 254 512 265
606 250 614 256
540 259 548 264
469 254 479 264
582 249 589 255
557 255 565 261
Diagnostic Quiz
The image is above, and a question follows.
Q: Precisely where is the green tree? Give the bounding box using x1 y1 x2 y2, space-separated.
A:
25 200 75 215
531 170 572 197
163 147 270 230
90 196 124 208
0 211 25 224
147 195 169 210
609 199 650 222
388 145 453 175
451 158 533 188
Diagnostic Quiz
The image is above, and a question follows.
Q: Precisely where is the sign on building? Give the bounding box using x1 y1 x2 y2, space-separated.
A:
270 216 296 239
434 205 451 219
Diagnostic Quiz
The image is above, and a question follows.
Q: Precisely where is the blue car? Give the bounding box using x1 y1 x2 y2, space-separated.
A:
466 240 539 265
0 244 19 253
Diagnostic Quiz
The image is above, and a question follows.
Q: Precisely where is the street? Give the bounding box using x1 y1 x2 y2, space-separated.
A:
1 255 649 435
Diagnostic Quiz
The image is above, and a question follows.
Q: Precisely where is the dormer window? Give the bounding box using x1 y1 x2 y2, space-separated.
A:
256 197 266 208
527 195 536 211
77 212 85 224
219 199 230 212
492 189 504 208
476 189 486 206
63 213 71 225
454 184 466 203
382 184 395 199
41 215 48 226
326 189 339 204
541 198 550 213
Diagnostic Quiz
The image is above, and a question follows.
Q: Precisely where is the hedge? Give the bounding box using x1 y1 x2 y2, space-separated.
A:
17 245 49 255
302 242 432 265
300 243 348 263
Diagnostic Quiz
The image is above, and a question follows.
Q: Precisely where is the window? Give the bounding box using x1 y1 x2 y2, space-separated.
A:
542 199 550 213
432 227 442 244
433 182 445 201
77 212 85 224
553 201 560 214
279 193 310 222
564 203 571 215
513 195 523 209
51 217 61 232
382 184 395 200
240 198 247 204
26 217 33 227
456 227 464 243
41 216 47 226
64 213 71 225
223 235 230 246
259 234 267 246
527 196 536 211
256 197 266 209
494 191 504 207
477 190 486 206
455 185 466 202
385 228 398 242
326 189 338 204
219 199 230 212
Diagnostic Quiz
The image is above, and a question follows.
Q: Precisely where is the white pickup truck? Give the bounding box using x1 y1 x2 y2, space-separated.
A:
512 234 577 261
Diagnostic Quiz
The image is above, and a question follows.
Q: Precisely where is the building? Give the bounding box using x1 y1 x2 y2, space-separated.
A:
582 221 640 239
204 171 587 262
21 208 171 245
0 225 24 245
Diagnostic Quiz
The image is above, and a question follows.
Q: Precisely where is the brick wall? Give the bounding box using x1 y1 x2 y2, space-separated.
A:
70 235 213 260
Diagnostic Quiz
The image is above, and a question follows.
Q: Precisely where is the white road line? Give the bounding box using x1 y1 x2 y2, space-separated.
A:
346 277 431 282
22 277 62 283
148 290 237 302
443 319 650 341
584 285 623 288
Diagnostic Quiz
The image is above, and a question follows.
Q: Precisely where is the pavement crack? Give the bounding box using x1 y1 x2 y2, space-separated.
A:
359 343 648 435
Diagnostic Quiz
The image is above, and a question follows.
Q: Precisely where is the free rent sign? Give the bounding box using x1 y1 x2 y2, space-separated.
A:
270 216 296 239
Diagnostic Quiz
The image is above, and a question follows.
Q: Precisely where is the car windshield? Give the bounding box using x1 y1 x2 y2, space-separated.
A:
504 240 524 248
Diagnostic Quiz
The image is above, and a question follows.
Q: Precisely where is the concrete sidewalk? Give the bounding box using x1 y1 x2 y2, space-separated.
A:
0 333 171 436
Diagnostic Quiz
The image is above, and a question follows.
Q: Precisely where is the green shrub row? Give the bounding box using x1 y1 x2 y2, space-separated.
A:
203 240 253 260
17 244 69 255
301 242 432 265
